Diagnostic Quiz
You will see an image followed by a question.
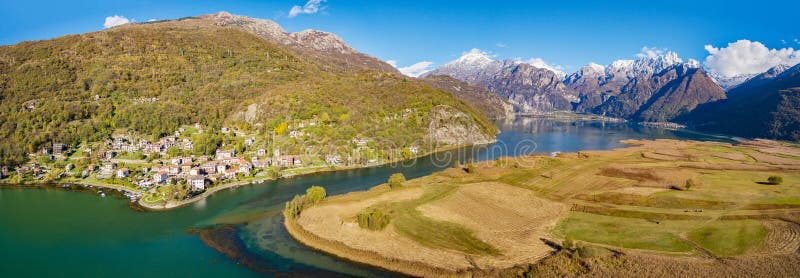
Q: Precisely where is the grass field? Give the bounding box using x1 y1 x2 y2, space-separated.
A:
688 220 767 257
372 183 501 256
554 212 694 253
288 139 800 276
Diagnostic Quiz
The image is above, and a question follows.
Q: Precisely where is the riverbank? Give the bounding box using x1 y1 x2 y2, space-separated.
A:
0 140 494 212
284 139 800 277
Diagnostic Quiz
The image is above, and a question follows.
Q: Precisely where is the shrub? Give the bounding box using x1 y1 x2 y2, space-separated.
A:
305 185 327 204
685 179 695 189
463 159 477 174
388 173 406 189
767 176 783 185
283 185 327 219
357 208 391 230
562 236 575 250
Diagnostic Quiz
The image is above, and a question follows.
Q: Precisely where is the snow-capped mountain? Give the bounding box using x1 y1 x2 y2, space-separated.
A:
423 49 578 113
707 72 757 91
566 51 706 114
426 49 725 122
708 64 792 91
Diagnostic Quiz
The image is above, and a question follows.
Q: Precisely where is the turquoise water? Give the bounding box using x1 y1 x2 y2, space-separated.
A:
0 118 730 277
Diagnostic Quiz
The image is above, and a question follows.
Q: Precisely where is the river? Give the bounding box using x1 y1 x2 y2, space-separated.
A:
0 117 732 277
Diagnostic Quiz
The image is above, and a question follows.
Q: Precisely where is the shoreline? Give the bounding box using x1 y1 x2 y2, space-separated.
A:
0 140 495 211
283 218 525 277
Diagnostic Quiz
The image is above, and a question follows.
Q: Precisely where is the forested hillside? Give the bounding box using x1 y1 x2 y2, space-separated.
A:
0 16 496 166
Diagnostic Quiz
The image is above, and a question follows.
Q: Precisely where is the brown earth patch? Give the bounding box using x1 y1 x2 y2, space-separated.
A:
417 182 569 269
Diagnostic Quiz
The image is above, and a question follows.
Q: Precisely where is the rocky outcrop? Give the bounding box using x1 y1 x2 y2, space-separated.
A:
426 105 495 146
200 12 396 73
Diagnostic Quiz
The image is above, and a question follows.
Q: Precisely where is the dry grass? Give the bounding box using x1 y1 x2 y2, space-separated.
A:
286 139 800 276
417 182 569 269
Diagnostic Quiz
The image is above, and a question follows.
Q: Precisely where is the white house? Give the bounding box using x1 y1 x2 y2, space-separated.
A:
187 175 205 191
153 171 168 183
216 149 235 160
116 168 130 178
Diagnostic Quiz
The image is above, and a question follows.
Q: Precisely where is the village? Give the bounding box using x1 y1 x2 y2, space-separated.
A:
0 121 423 204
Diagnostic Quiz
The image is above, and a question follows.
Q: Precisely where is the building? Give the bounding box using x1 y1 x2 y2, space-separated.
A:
257 149 266 156
153 171 168 183
100 163 116 178
52 143 64 155
201 162 217 174
245 138 255 146
116 168 129 178
187 175 206 191
216 149 236 160
216 164 227 174
172 157 191 165
189 167 201 176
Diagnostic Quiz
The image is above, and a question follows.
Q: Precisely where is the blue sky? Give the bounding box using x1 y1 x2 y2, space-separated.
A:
2 0 800 75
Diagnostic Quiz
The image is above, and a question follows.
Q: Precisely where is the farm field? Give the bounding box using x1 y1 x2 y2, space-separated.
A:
286 139 800 277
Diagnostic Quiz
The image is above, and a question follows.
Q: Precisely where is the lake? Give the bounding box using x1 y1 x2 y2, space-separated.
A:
0 117 731 277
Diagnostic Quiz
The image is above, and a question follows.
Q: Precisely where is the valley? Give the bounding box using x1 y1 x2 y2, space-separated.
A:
1 5 799 278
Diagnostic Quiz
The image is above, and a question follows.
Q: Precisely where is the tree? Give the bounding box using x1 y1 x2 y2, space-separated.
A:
358 208 391 230
388 173 406 189
283 185 327 219
305 186 327 204
166 146 181 158
274 121 288 135
768 176 784 185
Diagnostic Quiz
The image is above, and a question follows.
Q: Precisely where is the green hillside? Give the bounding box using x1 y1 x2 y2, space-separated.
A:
0 17 496 166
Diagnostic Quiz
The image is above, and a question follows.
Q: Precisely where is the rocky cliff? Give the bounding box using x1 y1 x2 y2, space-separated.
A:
426 105 495 146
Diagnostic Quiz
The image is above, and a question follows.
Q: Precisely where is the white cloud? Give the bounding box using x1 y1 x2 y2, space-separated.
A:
288 0 326 18
496 42 508 48
104 15 131 28
635 46 667 58
388 60 435 77
703 39 800 78
782 39 787 44
148 19 157 22
795 38 800 44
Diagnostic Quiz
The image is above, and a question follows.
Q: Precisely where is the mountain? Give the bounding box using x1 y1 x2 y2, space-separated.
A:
427 50 725 123
0 12 496 165
566 52 701 113
200 12 397 73
423 49 578 113
594 64 726 121
724 64 791 93
708 72 757 91
421 75 514 119
562 52 725 122
679 63 800 140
